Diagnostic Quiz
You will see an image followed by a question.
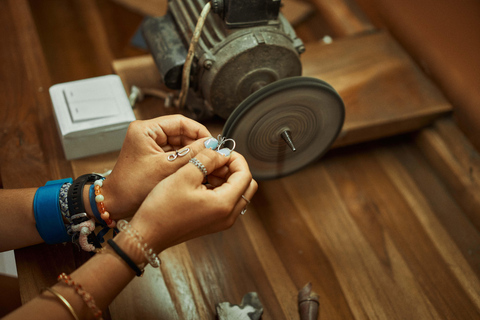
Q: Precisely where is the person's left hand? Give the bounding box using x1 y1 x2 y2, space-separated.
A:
101 115 213 219
129 148 258 254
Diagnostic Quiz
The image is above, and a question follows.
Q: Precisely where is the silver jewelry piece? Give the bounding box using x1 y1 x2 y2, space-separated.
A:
241 195 250 215
167 147 190 161
189 157 208 177
70 213 87 220
216 135 236 152
241 195 250 204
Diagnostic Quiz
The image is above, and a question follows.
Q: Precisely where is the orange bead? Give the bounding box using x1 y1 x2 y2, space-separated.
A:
100 212 110 221
97 202 105 213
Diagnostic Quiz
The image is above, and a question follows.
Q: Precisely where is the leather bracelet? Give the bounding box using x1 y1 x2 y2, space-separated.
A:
68 174 104 250
107 239 144 277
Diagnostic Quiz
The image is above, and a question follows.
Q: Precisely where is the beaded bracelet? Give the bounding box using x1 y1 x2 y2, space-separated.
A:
57 273 103 320
117 220 161 268
93 179 116 228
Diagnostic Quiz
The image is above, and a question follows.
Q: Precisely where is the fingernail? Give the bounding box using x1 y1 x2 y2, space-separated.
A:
204 137 218 150
217 148 231 157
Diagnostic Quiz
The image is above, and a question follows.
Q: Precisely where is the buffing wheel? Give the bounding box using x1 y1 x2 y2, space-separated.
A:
222 76 345 180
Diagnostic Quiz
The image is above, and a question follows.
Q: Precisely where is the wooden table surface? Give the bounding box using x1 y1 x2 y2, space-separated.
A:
1 0 480 319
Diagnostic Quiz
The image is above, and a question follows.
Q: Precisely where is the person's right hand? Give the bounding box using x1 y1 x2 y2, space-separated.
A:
128 148 258 254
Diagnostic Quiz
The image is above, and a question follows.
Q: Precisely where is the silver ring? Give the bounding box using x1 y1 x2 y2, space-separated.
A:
189 157 207 177
241 195 250 215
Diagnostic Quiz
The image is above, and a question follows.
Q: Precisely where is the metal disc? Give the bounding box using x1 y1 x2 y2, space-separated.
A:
222 76 345 180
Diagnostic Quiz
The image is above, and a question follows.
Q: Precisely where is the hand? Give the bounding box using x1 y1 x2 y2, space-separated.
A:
129 148 258 253
101 115 212 219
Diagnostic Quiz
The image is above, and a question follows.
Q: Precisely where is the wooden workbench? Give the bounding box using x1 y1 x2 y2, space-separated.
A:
1 0 479 319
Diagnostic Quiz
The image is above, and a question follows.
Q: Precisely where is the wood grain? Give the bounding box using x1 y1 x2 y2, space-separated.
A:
1 0 77 304
310 0 374 37
414 117 480 230
301 31 452 147
2 0 480 319
354 0 480 151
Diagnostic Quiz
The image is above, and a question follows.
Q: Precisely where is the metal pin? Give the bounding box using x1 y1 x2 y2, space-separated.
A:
281 130 296 152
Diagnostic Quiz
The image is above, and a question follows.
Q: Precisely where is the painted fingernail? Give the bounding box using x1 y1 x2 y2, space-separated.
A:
204 137 218 150
217 148 231 157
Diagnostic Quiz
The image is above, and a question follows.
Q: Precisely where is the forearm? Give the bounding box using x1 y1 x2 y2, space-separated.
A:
3 232 141 320
0 188 43 251
0 183 98 252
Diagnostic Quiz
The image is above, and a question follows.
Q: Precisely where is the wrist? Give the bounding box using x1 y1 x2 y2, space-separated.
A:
128 213 168 255
117 219 162 268
82 184 95 220
99 178 116 218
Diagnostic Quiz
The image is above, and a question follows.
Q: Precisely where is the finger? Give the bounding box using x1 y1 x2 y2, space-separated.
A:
140 115 211 147
232 179 258 216
206 175 226 188
162 137 218 171
205 165 230 187
178 149 231 185
209 152 253 205
167 178 257 248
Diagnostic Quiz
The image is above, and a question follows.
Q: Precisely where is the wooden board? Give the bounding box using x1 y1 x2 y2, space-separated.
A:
0 0 78 305
109 0 167 17
354 0 480 152
415 117 480 230
301 31 452 147
3 1 479 319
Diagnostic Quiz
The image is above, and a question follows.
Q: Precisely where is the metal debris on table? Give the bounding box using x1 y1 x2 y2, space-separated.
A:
216 292 264 320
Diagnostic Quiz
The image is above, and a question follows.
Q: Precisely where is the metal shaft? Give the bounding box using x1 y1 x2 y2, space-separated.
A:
281 130 296 152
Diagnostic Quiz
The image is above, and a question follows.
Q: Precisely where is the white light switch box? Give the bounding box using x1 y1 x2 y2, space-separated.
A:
49 75 136 160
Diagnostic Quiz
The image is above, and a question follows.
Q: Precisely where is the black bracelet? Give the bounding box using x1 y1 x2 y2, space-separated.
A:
68 174 103 250
107 239 144 277
68 173 103 224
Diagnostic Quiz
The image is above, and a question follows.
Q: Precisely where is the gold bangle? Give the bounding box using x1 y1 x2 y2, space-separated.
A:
42 287 80 320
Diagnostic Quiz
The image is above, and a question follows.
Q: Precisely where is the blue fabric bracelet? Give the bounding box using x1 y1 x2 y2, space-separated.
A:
89 184 107 227
34 178 73 244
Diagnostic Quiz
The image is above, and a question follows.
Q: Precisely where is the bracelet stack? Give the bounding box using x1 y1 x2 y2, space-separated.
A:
33 174 117 252
96 220 160 277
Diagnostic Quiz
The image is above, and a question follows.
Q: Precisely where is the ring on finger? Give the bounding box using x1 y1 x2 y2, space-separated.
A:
241 195 250 204
189 157 207 177
241 195 250 215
